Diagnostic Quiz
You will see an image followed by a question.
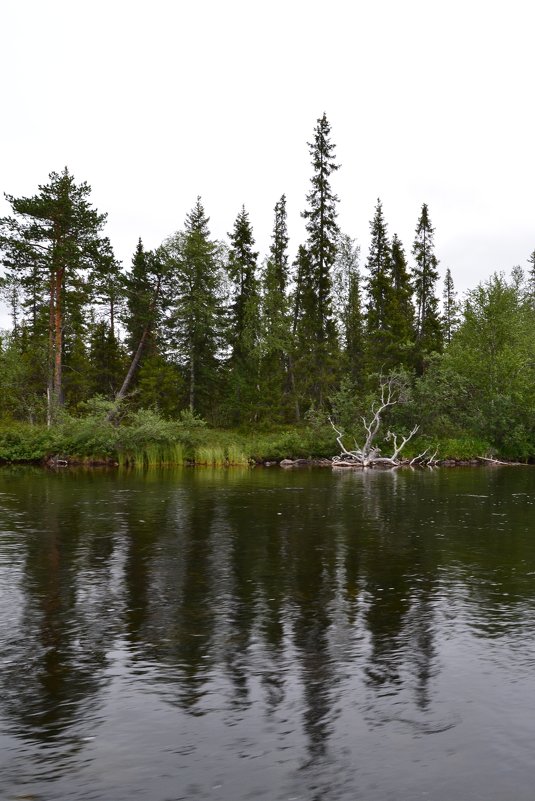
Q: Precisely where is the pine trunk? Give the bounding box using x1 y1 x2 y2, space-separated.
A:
189 349 195 413
47 274 55 427
53 267 64 408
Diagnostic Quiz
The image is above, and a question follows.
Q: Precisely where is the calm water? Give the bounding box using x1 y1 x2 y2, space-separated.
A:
0 466 535 801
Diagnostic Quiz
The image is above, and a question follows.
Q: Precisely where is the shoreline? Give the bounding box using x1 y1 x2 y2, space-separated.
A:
0 456 527 470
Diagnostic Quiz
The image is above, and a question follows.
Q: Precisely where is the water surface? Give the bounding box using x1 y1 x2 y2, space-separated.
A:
1 465 534 800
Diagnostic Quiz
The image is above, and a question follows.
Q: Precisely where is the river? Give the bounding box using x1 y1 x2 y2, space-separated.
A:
0 465 534 800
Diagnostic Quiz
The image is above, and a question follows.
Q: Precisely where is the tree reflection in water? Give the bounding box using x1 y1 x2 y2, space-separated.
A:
1 465 535 799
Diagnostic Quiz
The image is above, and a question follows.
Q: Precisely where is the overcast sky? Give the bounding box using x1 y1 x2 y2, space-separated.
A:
1 0 534 326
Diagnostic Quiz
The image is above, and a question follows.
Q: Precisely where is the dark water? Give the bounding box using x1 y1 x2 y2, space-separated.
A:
1 466 535 801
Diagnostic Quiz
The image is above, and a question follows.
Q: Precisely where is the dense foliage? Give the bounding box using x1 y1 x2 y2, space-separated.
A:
1 116 534 461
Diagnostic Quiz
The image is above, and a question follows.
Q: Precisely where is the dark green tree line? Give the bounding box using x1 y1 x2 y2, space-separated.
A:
6 119 524 460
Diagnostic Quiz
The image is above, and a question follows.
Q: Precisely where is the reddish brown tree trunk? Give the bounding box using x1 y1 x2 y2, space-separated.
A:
53 267 64 408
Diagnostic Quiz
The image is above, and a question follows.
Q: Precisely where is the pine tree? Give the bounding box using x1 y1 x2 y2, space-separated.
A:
412 203 443 366
442 267 460 344
299 112 340 405
163 197 225 416
259 195 292 419
0 168 109 421
365 199 395 369
226 206 260 420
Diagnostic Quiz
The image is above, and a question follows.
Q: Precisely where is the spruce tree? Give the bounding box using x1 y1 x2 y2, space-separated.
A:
412 203 443 366
115 240 167 407
365 199 395 370
389 233 415 366
124 239 159 355
299 112 340 405
88 318 126 398
226 206 260 420
259 195 291 419
442 267 460 344
163 197 225 416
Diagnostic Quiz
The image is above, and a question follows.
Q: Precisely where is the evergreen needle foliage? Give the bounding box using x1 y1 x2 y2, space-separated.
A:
1 120 534 461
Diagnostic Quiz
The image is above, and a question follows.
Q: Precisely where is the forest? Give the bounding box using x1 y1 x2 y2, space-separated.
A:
1 113 534 465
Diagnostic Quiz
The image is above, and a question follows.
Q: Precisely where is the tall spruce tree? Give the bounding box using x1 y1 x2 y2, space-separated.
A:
389 233 415 365
124 239 157 355
163 197 224 415
0 168 109 422
259 195 291 419
115 239 167 407
442 267 460 344
365 199 395 370
412 203 443 366
299 112 340 405
226 206 260 420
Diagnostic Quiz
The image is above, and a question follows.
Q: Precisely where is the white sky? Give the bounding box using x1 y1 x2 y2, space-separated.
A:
1 0 534 326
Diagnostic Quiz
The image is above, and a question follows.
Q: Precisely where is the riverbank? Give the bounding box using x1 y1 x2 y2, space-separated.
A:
0 415 527 467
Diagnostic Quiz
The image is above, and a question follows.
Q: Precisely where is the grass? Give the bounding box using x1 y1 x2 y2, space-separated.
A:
226 443 250 466
118 442 186 467
404 434 494 461
194 445 226 466
0 410 519 467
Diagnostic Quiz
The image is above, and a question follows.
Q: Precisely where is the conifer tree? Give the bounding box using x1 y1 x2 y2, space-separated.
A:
89 241 124 338
227 206 259 354
124 239 159 355
442 267 460 344
389 233 415 365
86 242 126 398
259 195 291 418
299 112 340 405
332 234 364 382
412 203 443 366
226 206 260 420
365 199 395 369
115 239 167 407
527 250 535 305
0 168 109 421
163 197 225 415
88 318 126 398
288 245 312 420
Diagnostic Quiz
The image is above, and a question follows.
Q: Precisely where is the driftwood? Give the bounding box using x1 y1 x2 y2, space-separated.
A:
477 456 523 466
330 374 431 468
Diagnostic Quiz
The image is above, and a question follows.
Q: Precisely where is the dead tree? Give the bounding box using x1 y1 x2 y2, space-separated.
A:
330 373 422 468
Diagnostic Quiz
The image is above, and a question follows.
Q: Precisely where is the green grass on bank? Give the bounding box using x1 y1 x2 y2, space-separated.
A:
0 408 507 466
0 409 336 466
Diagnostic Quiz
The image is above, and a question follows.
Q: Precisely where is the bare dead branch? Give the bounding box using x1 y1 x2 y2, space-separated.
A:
330 374 424 469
